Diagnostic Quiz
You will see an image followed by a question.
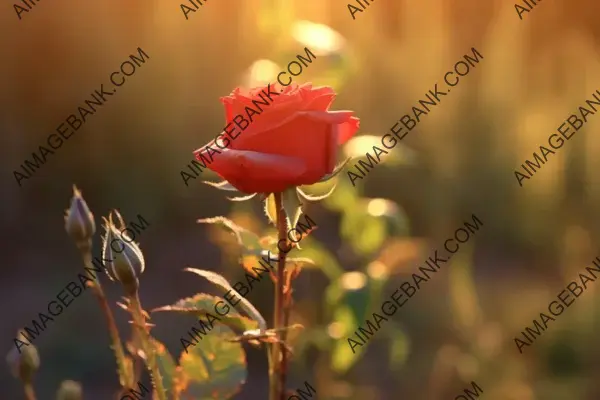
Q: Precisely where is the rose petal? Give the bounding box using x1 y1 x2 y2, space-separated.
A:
337 116 360 145
230 113 343 183
304 90 336 111
195 147 308 194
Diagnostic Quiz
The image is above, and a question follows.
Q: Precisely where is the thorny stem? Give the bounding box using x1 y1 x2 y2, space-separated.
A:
269 192 289 400
129 293 167 400
81 250 131 390
280 287 292 398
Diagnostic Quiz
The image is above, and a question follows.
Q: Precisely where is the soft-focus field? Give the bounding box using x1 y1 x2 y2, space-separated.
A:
3 0 600 399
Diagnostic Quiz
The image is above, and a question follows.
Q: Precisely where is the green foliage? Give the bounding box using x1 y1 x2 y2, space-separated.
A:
322 178 359 212
151 292 253 398
150 339 178 396
184 268 267 332
327 277 372 374
178 326 247 400
341 209 387 256
197 216 264 255
152 293 260 334
292 237 344 281
330 306 364 374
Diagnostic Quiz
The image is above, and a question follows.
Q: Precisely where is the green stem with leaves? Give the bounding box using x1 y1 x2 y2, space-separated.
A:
128 293 167 400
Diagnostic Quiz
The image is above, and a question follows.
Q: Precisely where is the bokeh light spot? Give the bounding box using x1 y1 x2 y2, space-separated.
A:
340 271 367 291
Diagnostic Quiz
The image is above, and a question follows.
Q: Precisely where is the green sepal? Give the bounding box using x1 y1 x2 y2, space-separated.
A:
203 180 240 191
282 187 303 233
297 184 337 202
264 194 277 225
318 158 352 183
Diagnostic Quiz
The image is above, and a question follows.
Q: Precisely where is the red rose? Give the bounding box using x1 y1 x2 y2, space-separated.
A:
194 83 360 194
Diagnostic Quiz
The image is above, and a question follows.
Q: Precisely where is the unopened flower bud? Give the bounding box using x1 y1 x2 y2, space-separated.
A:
6 331 40 384
102 210 145 295
56 380 83 400
64 185 96 250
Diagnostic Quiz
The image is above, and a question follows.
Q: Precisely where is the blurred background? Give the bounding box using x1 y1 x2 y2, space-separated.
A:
3 0 600 398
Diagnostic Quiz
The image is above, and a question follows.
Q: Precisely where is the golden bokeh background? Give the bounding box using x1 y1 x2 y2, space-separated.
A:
3 0 600 399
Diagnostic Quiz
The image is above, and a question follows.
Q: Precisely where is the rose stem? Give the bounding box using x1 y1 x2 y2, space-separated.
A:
80 248 130 390
128 293 167 400
273 192 290 400
280 277 293 400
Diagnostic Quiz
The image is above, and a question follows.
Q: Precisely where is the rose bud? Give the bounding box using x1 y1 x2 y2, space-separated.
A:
6 331 40 384
102 210 145 295
64 185 96 250
56 380 83 400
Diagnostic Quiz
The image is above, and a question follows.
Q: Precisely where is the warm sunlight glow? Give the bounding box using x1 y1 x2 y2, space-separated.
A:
246 59 281 87
291 20 345 55
343 135 382 158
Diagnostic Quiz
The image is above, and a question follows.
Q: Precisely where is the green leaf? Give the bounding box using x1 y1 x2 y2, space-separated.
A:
184 268 267 332
149 338 177 396
197 216 262 252
179 325 247 400
282 187 303 232
152 293 259 333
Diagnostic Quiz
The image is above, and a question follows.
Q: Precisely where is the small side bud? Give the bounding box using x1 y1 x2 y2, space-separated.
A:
102 210 145 296
65 185 96 251
6 331 40 384
56 380 83 400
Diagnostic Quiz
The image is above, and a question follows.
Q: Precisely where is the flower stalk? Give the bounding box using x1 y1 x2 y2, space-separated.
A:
269 192 290 400
65 187 131 390
128 293 167 400
100 211 166 399
80 250 130 389
280 271 294 399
